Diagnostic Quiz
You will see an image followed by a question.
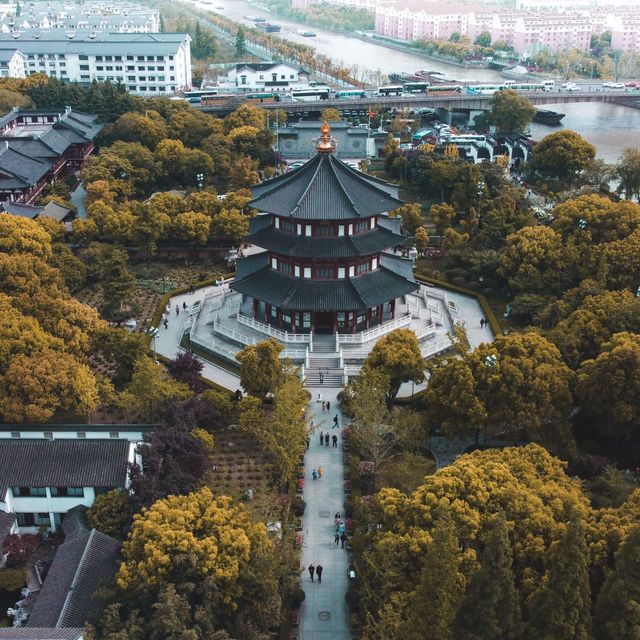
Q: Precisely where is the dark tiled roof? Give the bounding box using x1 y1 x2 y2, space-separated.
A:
0 201 43 217
0 510 15 549
250 154 404 220
0 629 84 639
0 440 129 497
236 62 303 72
0 146 51 187
27 514 121 629
232 267 417 311
247 225 405 258
235 251 268 280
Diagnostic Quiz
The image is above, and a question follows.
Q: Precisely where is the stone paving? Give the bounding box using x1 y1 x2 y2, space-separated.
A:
298 387 352 640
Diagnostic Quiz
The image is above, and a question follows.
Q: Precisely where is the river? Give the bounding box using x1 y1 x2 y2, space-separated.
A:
197 0 640 161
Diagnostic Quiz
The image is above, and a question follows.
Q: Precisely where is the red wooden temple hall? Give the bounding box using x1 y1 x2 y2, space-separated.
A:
231 122 418 334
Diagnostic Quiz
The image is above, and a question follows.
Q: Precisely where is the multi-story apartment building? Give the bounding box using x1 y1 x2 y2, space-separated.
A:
611 15 640 54
0 31 191 93
513 15 593 54
1 1 160 33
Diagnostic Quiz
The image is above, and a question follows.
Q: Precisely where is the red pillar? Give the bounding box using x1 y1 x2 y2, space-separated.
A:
391 299 396 319
332 312 338 333
365 308 371 329
265 303 270 323
253 298 259 318
352 311 357 334
378 304 383 323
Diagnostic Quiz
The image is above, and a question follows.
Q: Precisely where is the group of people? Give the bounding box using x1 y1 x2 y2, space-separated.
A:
479 317 489 328
334 513 348 549
311 466 323 480
308 563 323 583
320 399 331 412
318 431 339 447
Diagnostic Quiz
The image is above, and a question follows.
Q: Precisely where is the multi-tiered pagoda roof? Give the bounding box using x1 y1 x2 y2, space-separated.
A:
231 122 418 333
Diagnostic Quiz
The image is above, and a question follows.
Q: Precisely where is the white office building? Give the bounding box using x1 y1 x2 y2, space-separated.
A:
0 32 191 94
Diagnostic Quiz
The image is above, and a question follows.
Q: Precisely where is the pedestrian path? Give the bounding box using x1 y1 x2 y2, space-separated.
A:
298 388 351 640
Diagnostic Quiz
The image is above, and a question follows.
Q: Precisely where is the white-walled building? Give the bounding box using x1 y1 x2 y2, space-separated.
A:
225 62 310 93
0 32 191 93
0 46 24 76
0 439 137 533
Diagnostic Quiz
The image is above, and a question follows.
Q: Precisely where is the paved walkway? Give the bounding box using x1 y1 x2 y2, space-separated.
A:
298 387 351 640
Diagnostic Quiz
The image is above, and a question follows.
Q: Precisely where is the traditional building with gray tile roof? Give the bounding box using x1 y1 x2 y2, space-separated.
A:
232 122 417 334
0 107 101 204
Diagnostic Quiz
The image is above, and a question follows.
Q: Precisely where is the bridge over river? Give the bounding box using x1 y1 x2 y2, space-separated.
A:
197 91 640 117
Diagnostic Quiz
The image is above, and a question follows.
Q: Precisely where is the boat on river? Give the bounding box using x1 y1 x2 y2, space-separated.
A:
256 22 281 32
296 29 316 37
533 109 565 125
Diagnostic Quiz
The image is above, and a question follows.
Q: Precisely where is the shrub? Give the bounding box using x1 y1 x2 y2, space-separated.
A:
345 587 360 611
2 534 39 568
0 568 25 592
292 497 306 517
344 500 355 517
290 587 306 608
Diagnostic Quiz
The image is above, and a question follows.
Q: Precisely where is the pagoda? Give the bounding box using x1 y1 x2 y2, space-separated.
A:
231 122 418 334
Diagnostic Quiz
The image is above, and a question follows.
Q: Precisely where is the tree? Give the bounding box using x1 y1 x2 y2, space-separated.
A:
121 356 191 421
171 211 211 245
210 208 250 244
117 487 279 632
0 215 52 259
321 107 342 122
235 25 247 57
1 534 39 568
424 332 574 451
474 31 492 47
429 202 455 234
488 90 536 133
532 130 596 183
128 415 212 510
615 147 640 201
362 329 424 401
0 348 97 422
527 516 592 640
101 111 169 150
396 518 463 640
414 226 429 255
87 489 133 538
92 326 148 385
393 203 423 236
453 515 522 640
0 88 33 112
167 351 204 391
101 248 136 318
594 525 640 640
236 339 284 399
577 332 640 446
192 21 217 59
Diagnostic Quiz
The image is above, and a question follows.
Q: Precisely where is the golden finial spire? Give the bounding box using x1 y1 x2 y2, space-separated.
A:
316 121 336 154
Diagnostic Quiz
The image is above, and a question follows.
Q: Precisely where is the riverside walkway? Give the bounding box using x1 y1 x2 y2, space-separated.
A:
298 387 351 640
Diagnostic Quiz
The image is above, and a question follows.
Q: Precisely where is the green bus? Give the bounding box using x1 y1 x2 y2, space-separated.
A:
335 90 367 99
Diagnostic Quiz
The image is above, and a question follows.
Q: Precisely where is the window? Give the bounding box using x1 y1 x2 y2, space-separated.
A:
338 267 345 279
148 65 155 71
43 431 53 440
147 55 154 61
96 65 103 71
127 55 134 61
139 76 146 81
279 262 292 275
355 221 369 233
316 267 333 279
128 85 136 91
96 56 103 62
115 55 122 61
305 225 312 237
11 431 20 438
16 513 35 526
316 226 333 236
259 74 264 79
137 56 144 61
240 75 247 85
349 265 355 277
80 75 90 81
294 265 300 277
271 257 278 269
127 65 135 71
338 225 345 237
372 257 378 269
77 431 86 438
80 64 89 71
280 74 285 79
12 487 46 497
290 74 294 79
158 66 164 71
51 487 84 497
169 56 174 60
304 267 311 279
109 431 119 439
138 66 145 71
356 262 369 274
105 56 113 62
34 513 50 526
106 66 113 71
115 66 123 71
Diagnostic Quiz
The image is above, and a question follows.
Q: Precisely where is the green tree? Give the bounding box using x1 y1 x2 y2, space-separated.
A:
488 89 536 133
236 338 284 399
121 356 191 421
87 489 133 538
532 130 596 183
101 248 136 317
235 25 247 57
393 203 423 236
171 211 211 245
321 107 342 122
577 332 640 445
362 329 424 401
453 515 522 640
527 516 592 640
193 21 217 59
475 31 492 47
615 147 640 201
210 208 249 244
594 525 640 640
429 202 455 234
149 584 199 640
414 226 429 255
397 518 463 640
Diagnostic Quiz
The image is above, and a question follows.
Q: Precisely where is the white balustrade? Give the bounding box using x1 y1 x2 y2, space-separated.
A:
337 314 412 345
414 323 437 340
213 322 256 346
236 313 311 343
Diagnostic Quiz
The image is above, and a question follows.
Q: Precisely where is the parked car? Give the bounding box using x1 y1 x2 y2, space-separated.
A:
625 81 638 87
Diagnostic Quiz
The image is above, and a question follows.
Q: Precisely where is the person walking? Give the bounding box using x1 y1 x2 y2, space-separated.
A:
333 414 339 429
163 317 168 329
332 434 338 447
315 564 323 584
319 431 324 445
339 521 346 535
306 436 310 450
334 531 340 545
321 400 326 413
308 564 315 582
175 304 180 316
319 372 324 385
327 400 330 412
340 532 347 549
182 301 187 310
318 465 323 479
312 468 318 481
324 433 329 446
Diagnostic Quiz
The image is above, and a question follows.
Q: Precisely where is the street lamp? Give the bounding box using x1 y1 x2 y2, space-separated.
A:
578 218 588 229
196 173 204 189
484 353 497 368
149 326 160 362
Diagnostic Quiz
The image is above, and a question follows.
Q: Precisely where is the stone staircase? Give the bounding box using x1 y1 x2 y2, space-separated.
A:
305 335 344 387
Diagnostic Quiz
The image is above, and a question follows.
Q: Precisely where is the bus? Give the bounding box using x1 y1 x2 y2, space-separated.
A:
335 89 367 99
377 85 404 96
200 94 239 107
426 84 462 94
403 81 430 94
183 89 218 104
290 88 330 101
467 83 544 95
244 92 280 104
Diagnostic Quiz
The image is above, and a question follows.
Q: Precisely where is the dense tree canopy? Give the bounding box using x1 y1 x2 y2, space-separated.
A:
488 89 536 133
532 130 596 183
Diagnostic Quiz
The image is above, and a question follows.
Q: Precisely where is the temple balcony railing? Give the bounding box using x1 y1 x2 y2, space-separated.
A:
336 314 413 345
236 313 313 345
